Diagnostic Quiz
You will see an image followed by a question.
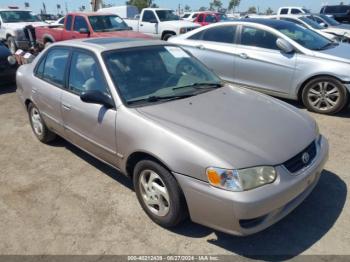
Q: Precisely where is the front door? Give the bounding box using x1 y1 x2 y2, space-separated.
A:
140 10 158 36
61 49 118 166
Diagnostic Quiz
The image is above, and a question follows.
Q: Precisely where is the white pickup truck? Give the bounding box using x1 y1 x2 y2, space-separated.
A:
124 8 200 40
0 8 47 53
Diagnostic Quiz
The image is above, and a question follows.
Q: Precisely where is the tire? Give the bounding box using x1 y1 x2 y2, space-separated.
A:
7 36 17 54
28 103 56 143
302 77 349 114
133 160 187 228
162 33 175 41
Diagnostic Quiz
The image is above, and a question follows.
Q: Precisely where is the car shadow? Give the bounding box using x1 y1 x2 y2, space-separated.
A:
50 137 134 191
0 83 16 95
48 139 346 260
170 170 347 260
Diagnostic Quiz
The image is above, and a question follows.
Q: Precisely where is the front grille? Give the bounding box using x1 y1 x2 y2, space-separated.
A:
283 141 317 173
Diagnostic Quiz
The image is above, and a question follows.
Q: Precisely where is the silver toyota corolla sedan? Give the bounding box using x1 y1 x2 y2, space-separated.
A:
16 38 329 236
169 19 350 114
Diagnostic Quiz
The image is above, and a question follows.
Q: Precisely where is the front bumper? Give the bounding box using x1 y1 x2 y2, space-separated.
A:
174 136 329 236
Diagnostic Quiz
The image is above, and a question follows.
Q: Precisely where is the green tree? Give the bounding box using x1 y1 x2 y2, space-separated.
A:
228 0 240 12
247 6 257 14
209 0 222 11
126 0 154 11
184 5 191 12
266 7 273 15
199 6 207 11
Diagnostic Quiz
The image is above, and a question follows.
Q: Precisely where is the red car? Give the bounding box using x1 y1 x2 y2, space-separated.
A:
35 12 152 48
193 12 219 26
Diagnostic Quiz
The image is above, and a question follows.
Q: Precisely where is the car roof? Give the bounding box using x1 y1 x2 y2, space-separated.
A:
0 9 31 11
51 38 170 52
239 18 296 27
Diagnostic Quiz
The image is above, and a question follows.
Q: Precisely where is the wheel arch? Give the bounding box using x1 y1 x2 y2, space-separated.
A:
161 30 176 40
297 74 348 101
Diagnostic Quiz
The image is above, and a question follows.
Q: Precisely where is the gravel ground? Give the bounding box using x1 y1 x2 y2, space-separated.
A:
0 84 349 259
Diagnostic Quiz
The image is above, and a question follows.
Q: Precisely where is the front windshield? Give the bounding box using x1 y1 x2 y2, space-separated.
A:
319 14 340 26
0 11 40 23
156 10 180 21
300 16 325 29
275 22 334 50
88 15 129 32
103 45 222 106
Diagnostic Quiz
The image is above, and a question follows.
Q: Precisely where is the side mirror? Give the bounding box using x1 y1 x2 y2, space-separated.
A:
149 18 158 24
320 22 328 28
276 38 295 54
79 28 90 34
80 90 114 108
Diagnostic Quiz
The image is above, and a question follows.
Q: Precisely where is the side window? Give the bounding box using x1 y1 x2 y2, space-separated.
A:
291 9 301 14
197 15 204 22
280 8 288 14
68 51 109 95
42 49 70 86
59 17 64 25
241 26 278 50
73 16 88 32
35 56 46 78
205 15 217 23
142 11 157 22
202 26 236 43
65 15 72 31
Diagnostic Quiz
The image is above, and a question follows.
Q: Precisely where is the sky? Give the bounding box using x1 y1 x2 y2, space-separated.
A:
0 0 349 14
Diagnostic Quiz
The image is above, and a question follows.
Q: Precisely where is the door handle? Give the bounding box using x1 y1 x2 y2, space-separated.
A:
239 53 249 59
62 104 71 111
196 45 205 50
31 88 37 94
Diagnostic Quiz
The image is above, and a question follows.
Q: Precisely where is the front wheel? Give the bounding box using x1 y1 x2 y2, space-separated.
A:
133 160 187 228
302 77 349 114
7 36 17 54
162 33 175 41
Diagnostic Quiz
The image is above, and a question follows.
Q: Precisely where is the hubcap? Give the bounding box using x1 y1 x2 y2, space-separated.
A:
139 170 170 217
31 108 43 136
307 81 340 111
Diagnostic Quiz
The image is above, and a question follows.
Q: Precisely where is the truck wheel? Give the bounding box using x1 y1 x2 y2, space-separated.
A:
162 33 175 41
7 36 17 54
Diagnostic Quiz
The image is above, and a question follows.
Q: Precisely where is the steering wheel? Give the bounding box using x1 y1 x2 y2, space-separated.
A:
175 59 206 80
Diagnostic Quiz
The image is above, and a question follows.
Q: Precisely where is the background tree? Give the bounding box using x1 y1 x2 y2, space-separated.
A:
184 5 191 12
247 6 257 14
209 0 222 11
126 0 154 11
266 7 274 15
228 0 240 12
199 6 207 11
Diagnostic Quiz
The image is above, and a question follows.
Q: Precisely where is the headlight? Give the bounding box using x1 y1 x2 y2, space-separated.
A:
206 166 276 192
180 28 187 34
7 55 17 65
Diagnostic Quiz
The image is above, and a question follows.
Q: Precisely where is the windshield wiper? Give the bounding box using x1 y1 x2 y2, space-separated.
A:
173 82 223 91
127 94 194 105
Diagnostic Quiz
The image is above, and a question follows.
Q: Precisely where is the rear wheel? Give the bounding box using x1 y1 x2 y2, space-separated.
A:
302 77 348 114
133 160 187 228
28 103 56 143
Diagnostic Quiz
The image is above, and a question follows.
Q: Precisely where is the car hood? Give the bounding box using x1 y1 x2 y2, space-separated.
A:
93 30 153 39
160 20 199 28
315 43 350 63
3 21 48 29
136 85 316 169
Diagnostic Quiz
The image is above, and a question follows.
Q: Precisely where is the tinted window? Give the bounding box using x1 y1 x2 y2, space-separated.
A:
190 26 236 43
88 15 128 32
280 8 288 14
197 15 204 22
68 52 109 95
0 11 39 23
42 49 70 86
205 14 217 23
325 5 350 13
65 15 73 31
73 16 88 31
291 9 301 14
142 10 157 22
35 56 46 78
241 27 278 50
58 17 64 24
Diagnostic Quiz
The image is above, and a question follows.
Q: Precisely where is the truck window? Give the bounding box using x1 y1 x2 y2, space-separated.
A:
65 15 73 31
197 14 204 23
142 11 157 22
291 9 302 14
74 16 89 32
280 8 288 15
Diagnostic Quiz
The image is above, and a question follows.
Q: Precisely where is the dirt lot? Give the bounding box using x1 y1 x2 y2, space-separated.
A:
0 84 349 258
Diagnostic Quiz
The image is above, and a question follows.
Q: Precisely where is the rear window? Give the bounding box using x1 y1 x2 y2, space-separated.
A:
280 8 288 15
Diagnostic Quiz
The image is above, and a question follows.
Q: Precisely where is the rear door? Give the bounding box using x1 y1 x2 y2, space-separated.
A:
234 25 296 95
180 25 237 83
31 47 70 135
61 49 118 166
71 16 90 40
